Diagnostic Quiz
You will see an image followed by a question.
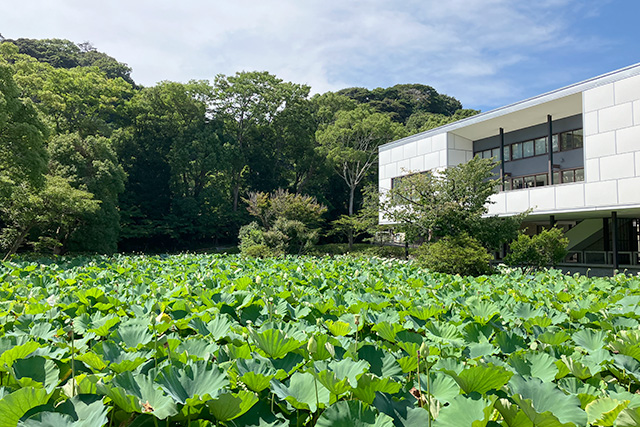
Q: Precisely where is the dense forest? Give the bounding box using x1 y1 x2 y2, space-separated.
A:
0 37 479 255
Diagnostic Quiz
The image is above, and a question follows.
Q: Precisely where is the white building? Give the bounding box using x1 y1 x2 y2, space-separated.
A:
379 63 640 270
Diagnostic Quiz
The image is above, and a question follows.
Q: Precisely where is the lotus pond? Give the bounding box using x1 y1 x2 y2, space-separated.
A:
0 254 639 426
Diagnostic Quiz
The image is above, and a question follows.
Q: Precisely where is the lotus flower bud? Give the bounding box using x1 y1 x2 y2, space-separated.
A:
307 336 317 353
156 312 171 323
354 314 361 325
419 342 429 356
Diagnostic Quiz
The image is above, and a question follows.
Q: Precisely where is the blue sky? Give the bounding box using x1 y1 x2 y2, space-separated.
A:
1 0 639 112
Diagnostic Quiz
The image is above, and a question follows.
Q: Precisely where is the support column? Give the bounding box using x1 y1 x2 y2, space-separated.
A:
603 217 610 252
500 127 505 191
547 115 554 184
612 211 619 271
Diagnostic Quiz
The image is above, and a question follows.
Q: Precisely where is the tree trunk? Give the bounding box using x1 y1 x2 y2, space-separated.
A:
348 186 355 216
3 227 32 262
348 231 354 251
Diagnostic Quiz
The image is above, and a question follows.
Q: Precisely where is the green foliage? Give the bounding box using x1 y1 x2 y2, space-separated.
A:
505 227 569 269
240 189 326 256
317 105 405 215
415 234 493 276
1 254 640 426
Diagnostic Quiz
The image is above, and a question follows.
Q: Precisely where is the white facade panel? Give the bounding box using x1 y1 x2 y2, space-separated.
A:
379 178 392 192
584 131 616 159
487 193 506 215
379 149 391 165
585 180 618 206
616 125 640 153
583 110 599 136
390 146 404 163
599 153 635 180
439 150 447 167
396 159 411 175
555 183 585 210
410 156 424 172
424 152 441 170
598 103 634 133
614 74 640 104
432 133 447 151
634 100 640 125
585 158 600 182
383 163 397 179
416 138 433 156
403 141 418 158
584 83 614 112
529 187 556 211
448 149 468 166
618 176 640 204
506 190 530 213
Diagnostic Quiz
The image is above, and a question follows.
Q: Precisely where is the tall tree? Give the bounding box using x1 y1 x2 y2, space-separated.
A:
48 133 126 253
316 105 405 216
211 71 310 211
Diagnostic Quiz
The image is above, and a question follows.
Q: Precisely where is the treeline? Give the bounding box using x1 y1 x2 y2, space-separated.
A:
0 37 478 256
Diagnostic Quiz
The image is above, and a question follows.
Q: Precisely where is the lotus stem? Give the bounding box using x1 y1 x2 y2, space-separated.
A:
416 350 422 408
427 363 432 427
70 320 76 397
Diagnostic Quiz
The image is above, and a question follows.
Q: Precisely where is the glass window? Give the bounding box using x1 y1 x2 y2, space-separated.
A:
535 137 547 155
492 148 500 159
481 150 490 159
524 176 535 188
523 140 534 157
504 180 512 191
552 135 559 152
553 171 560 184
562 170 575 183
573 129 583 148
512 143 523 160
560 132 570 151
512 177 524 189
503 145 511 161
535 174 548 187
575 168 584 182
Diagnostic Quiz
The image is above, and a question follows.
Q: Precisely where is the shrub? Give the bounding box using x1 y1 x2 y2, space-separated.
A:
504 227 569 270
415 234 492 276
239 190 326 257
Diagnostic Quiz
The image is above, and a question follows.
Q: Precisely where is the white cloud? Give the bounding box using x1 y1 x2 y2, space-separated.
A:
0 0 621 110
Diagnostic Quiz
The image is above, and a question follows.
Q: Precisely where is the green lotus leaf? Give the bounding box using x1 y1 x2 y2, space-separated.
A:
572 329 608 352
155 360 229 405
352 374 402 405
74 353 107 372
372 322 404 342
617 407 640 427
250 328 304 359
325 320 352 337
270 371 331 412
358 346 402 378
226 398 288 427
113 322 153 349
537 330 570 345
236 357 276 392
509 375 587 426
374 391 431 427
444 365 512 395
100 371 178 419
507 352 558 383
494 397 533 427
175 338 219 362
189 315 232 341
19 394 109 427
12 356 60 393
87 316 120 337
585 397 628 426
407 304 444 321
0 341 40 371
0 387 50 427
206 391 259 422
433 394 496 427
468 301 500 324
316 400 394 427
419 373 460 405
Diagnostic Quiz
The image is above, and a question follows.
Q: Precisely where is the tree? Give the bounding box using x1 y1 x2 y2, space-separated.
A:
382 156 520 246
1 175 99 259
48 133 126 253
316 105 405 216
211 71 310 211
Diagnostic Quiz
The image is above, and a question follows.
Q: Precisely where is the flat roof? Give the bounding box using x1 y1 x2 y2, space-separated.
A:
380 62 640 152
